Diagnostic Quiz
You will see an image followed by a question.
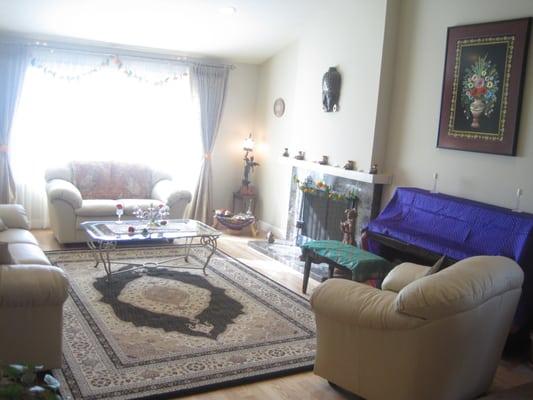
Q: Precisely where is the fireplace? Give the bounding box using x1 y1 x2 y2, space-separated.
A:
286 162 388 247
298 190 356 242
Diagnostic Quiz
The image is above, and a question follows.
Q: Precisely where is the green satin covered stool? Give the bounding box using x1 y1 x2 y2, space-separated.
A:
300 240 392 293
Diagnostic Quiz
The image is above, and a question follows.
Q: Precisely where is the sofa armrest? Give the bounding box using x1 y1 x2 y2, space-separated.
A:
311 279 424 330
46 179 83 209
0 204 30 230
381 262 429 293
0 265 69 307
152 180 192 207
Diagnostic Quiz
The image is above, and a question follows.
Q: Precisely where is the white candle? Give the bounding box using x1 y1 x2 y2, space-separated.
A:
513 188 523 212
431 172 438 193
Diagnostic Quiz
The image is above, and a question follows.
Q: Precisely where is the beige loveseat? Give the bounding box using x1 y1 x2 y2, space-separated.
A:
45 161 192 243
0 204 69 369
311 256 523 400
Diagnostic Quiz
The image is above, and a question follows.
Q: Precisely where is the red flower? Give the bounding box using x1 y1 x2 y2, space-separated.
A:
470 87 487 98
158 204 164 208
116 203 123 209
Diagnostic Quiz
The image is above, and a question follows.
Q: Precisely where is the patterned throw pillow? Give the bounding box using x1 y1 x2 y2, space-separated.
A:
0 241 12 264
71 161 153 200
0 218 6 232
426 255 447 276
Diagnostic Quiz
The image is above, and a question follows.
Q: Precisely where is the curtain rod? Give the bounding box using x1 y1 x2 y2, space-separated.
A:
0 34 235 70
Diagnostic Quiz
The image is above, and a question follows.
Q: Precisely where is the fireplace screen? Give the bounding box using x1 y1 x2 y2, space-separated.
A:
299 191 356 242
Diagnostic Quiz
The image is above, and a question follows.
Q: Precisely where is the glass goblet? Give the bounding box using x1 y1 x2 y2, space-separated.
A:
116 205 124 223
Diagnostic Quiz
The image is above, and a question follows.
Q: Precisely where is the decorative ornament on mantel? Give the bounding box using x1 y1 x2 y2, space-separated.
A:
322 66 341 112
295 151 305 160
343 160 355 170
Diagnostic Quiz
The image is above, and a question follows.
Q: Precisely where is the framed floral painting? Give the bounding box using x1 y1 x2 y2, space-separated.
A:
437 18 531 155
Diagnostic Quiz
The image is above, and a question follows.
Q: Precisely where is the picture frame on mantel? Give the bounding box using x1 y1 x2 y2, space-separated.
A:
437 18 531 156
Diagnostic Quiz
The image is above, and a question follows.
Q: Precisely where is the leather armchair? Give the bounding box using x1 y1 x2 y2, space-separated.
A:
311 256 524 400
45 162 192 243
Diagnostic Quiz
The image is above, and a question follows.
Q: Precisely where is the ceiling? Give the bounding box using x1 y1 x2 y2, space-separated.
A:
0 0 324 64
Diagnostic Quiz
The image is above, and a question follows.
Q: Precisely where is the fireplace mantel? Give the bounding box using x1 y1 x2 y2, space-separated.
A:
279 157 392 184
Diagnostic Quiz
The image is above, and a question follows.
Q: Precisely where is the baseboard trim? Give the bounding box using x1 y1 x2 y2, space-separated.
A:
257 220 285 239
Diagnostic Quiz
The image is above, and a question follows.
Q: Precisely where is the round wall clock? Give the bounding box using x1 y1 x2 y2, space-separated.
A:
273 98 285 117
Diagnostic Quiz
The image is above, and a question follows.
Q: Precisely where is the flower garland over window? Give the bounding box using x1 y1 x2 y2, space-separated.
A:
30 53 187 85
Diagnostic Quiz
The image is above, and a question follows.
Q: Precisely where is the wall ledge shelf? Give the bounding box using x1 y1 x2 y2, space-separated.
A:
279 157 392 185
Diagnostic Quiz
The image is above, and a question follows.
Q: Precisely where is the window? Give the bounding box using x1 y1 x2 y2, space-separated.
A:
10 51 202 227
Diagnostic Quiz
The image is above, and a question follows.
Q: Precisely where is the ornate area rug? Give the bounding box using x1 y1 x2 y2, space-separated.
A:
46 246 315 400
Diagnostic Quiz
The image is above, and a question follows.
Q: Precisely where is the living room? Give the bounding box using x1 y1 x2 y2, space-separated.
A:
1 0 533 399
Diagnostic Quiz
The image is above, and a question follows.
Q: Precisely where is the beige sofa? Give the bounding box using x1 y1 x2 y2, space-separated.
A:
0 204 69 369
45 161 192 243
311 256 523 400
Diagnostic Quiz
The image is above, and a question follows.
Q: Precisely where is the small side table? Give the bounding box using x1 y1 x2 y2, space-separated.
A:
233 191 257 215
300 240 392 294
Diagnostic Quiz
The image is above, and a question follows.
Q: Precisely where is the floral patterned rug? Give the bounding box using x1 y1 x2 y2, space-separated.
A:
46 245 316 400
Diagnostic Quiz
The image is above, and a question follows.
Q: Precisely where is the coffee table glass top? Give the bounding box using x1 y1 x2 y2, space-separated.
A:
81 219 220 242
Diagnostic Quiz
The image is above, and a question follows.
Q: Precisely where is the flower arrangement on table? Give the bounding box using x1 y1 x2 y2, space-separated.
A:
133 203 170 228
460 54 500 128
294 176 358 202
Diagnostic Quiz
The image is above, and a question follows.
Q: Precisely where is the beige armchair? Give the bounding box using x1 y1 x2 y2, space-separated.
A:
45 161 192 243
311 256 524 400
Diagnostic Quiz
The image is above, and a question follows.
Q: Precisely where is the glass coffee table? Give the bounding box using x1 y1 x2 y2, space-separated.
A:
81 219 221 281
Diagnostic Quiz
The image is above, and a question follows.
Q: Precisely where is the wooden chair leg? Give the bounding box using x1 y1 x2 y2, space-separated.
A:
302 255 312 294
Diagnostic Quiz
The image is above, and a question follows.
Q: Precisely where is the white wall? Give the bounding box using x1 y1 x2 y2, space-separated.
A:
211 62 259 211
254 0 391 233
383 0 533 213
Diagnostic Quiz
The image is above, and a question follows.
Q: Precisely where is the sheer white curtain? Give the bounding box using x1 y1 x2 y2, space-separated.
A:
10 48 201 228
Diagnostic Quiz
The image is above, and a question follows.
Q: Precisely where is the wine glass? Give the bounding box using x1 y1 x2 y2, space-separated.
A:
116 203 124 223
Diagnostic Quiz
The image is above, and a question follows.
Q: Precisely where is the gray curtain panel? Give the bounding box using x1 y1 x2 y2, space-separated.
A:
0 44 29 204
189 64 229 223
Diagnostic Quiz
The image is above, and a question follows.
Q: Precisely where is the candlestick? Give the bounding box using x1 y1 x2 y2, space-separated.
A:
431 172 438 193
513 188 523 213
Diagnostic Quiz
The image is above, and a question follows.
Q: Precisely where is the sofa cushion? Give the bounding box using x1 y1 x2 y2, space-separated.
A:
0 204 30 229
8 243 51 265
71 161 153 200
76 200 119 217
0 229 39 245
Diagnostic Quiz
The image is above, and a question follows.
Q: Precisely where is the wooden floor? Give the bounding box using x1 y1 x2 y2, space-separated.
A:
33 229 533 399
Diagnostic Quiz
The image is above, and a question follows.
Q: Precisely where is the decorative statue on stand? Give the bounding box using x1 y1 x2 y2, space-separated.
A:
340 208 357 246
241 133 259 195
322 66 341 112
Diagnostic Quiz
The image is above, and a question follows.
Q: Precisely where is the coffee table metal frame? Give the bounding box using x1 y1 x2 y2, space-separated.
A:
81 219 221 281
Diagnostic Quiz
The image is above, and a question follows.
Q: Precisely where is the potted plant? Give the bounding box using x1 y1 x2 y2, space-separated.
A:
0 364 62 400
